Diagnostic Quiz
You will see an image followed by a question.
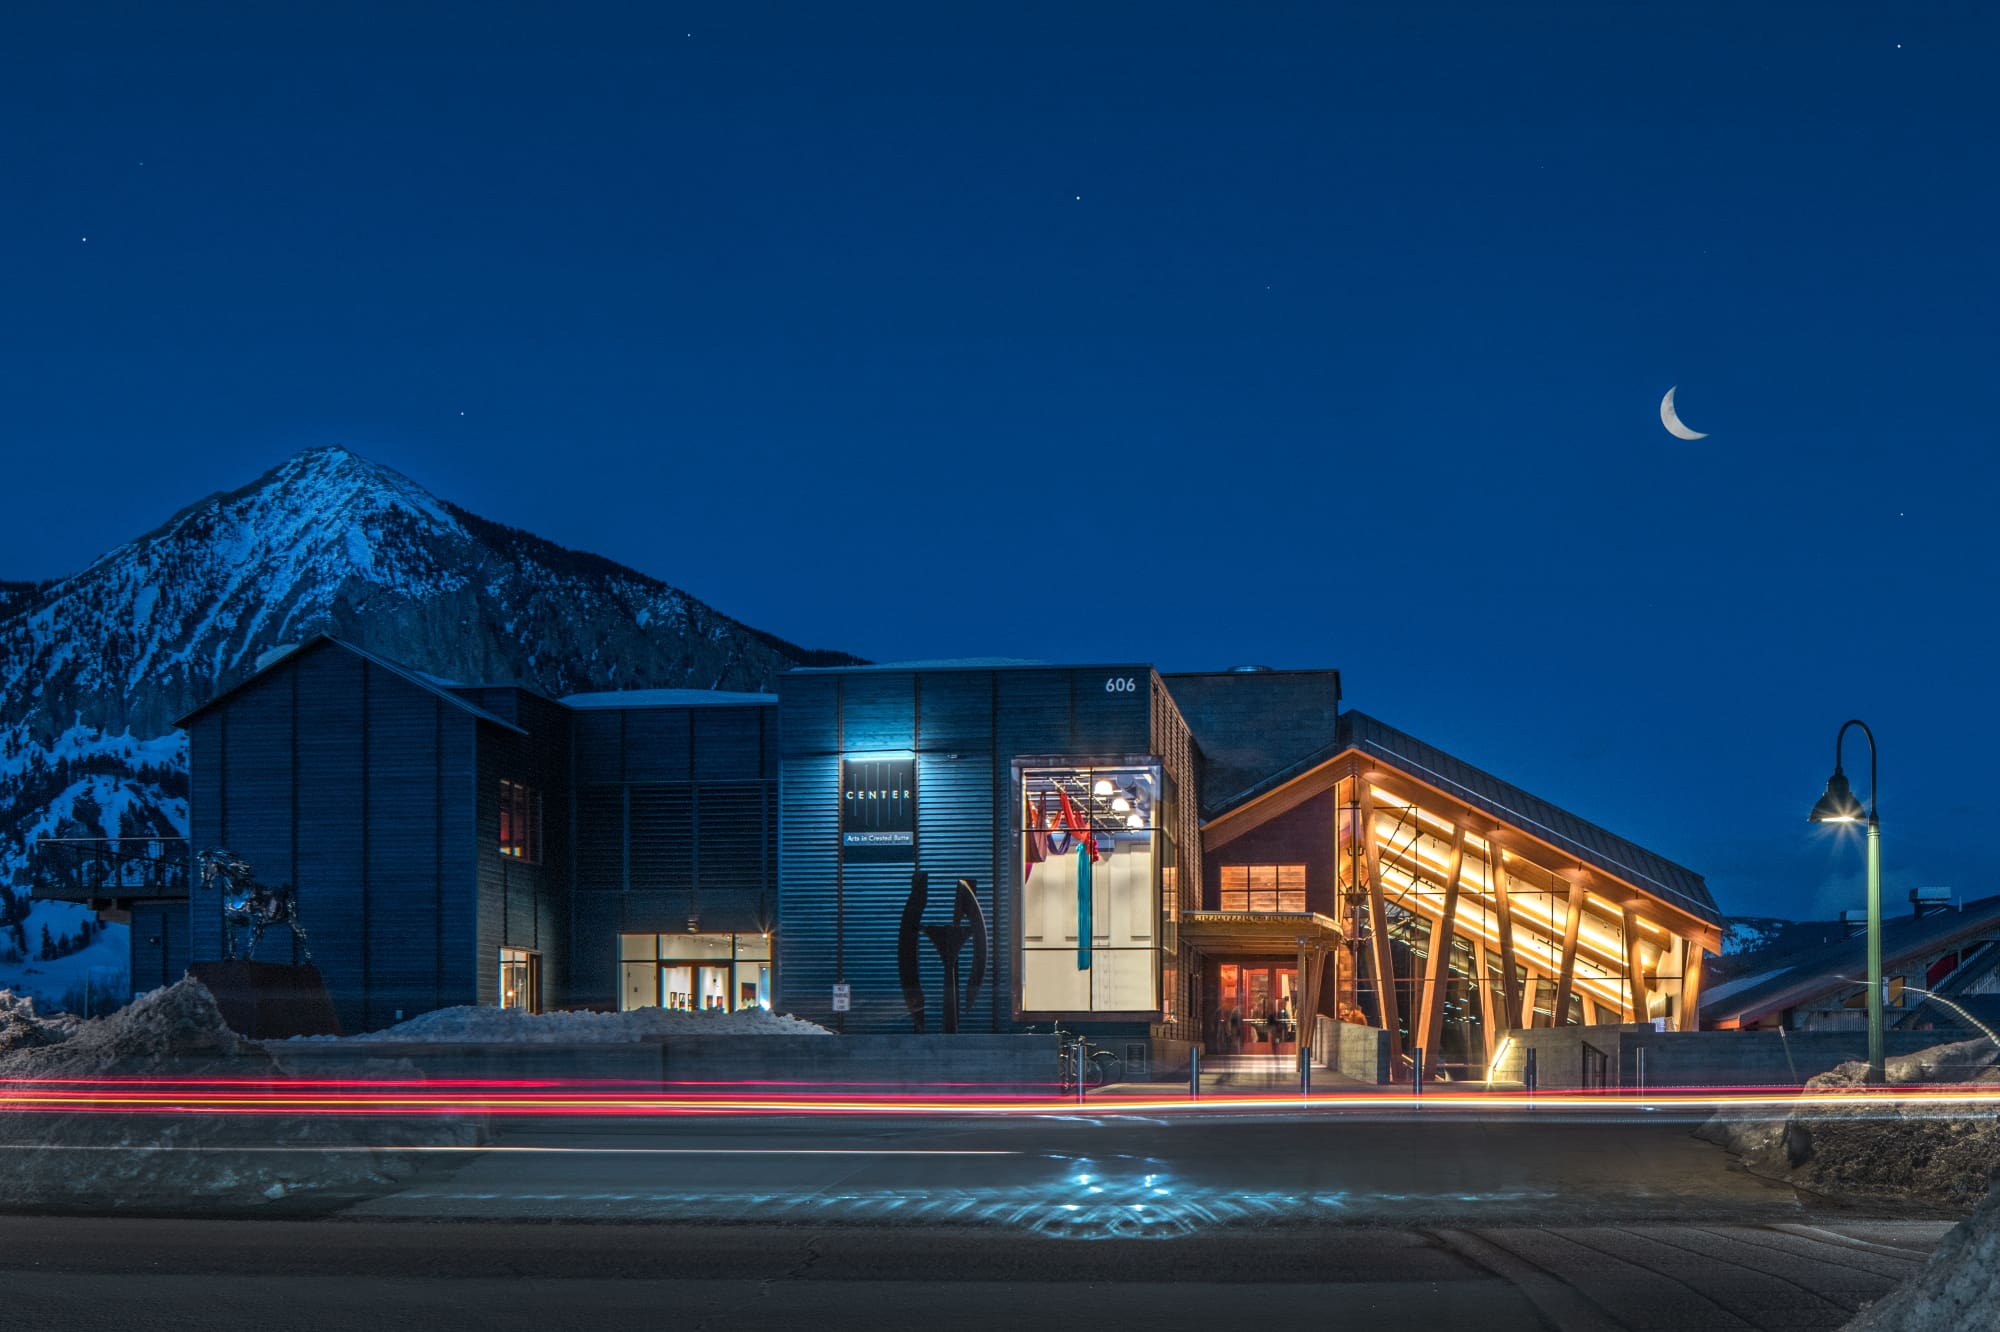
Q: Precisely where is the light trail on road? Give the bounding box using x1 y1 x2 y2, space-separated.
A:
3 1076 2000 1119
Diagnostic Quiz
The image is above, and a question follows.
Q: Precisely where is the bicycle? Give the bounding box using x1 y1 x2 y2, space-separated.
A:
1052 1024 1125 1093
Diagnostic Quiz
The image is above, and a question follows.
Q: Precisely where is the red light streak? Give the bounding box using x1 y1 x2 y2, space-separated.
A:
2 1077 1999 1119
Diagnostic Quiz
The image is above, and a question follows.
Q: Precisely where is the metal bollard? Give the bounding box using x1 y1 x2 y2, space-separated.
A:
1076 1041 1087 1104
1412 1046 1424 1109
1636 1047 1646 1094
1300 1046 1311 1103
1189 1046 1200 1100
1525 1046 1538 1104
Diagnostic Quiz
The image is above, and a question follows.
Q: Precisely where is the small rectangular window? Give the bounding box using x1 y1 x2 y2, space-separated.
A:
1219 863 1307 912
499 780 543 863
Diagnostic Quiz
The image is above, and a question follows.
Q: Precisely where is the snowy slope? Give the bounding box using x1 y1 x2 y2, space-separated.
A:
0 445 856 1008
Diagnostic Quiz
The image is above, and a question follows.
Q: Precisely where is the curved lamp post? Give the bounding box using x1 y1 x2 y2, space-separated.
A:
1807 720 1882 1085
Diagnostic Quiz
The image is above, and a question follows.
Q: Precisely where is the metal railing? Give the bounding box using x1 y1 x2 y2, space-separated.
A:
29 837 192 901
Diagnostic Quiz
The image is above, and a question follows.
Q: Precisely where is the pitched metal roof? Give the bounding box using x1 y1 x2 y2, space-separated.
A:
1204 709 1721 928
560 687 776 710
1701 896 2000 1027
173 634 526 734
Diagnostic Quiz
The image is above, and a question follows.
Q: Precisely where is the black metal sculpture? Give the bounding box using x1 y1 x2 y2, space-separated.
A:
897 870 990 1035
199 848 313 962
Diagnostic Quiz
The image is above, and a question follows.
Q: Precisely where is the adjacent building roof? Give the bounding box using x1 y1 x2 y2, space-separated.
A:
173 634 527 735
788 657 1051 674
1702 896 2000 1029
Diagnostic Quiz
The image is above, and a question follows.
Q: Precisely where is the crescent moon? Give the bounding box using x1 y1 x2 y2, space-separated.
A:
1660 386 1708 440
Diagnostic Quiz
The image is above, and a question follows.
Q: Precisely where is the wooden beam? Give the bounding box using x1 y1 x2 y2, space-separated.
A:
1491 852 1523 1031
1681 939 1707 1032
1473 941 1500 1065
1550 876 1586 1028
1623 904 1652 1025
1418 823 1468 1065
1360 784 1403 1064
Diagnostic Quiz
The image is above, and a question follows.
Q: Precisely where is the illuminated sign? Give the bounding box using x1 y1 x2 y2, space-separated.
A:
841 757 915 862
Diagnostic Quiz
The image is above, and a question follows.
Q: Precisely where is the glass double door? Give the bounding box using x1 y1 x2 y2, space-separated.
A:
1214 962 1299 1055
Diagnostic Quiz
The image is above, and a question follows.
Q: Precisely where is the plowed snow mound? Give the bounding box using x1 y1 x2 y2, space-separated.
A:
1843 1186 2000 1331
0 978 476 1212
304 1003 832 1043
1697 1037 2000 1208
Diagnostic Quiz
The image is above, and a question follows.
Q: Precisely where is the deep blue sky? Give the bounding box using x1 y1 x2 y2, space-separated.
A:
3 3 1995 922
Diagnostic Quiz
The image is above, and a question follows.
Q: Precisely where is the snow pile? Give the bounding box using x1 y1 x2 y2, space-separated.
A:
0 978 477 1212
1698 1037 2000 1208
1842 1185 2000 1331
311 1003 832 1044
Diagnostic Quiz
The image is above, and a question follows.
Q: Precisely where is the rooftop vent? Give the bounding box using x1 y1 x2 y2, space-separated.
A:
1840 909 1870 938
1910 886 1954 918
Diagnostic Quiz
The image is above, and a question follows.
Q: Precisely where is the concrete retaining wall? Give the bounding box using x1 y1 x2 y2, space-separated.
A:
270 1033 1061 1095
1316 1017 1390 1084
1488 1025 1962 1091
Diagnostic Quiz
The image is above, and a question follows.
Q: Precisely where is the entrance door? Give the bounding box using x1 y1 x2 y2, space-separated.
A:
1214 962 1299 1054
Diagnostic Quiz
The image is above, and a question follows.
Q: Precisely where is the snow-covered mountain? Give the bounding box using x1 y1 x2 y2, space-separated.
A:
0 444 856 1007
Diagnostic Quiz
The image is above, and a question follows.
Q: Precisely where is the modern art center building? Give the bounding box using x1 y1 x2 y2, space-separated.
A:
109 637 1722 1075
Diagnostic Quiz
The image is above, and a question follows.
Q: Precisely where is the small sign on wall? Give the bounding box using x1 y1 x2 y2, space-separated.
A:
841 756 915 862
832 983 851 1013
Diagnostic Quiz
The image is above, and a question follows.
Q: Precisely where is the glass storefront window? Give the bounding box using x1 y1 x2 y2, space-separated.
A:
1018 762 1163 1015
617 933 775 1013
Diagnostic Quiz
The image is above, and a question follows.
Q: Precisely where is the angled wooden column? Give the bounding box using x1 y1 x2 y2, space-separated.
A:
1622 904 1652 1025
1490 851 1523 1031
1580 991 1599 1026
1550 877 1587 1028
1417 823 1469 1065
1680 938 1707 1031
1359 783 1403 1063
1473 940 1500 1065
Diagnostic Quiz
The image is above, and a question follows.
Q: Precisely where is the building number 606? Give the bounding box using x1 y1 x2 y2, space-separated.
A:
1104 677 1138 693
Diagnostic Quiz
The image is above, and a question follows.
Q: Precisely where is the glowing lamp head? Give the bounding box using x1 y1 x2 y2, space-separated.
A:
1092 779 1113 797
1808 768 1866 824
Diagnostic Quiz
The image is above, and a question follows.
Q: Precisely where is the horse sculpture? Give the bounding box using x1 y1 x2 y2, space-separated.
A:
199 848 313 962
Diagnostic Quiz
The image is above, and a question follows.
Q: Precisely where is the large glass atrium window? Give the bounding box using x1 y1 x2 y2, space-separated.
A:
1018 763 1163 1015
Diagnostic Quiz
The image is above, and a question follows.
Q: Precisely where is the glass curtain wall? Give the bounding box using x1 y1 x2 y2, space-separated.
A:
1018 763 1164 1015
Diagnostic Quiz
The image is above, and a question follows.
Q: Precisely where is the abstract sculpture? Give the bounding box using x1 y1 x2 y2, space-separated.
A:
896 870 990 1035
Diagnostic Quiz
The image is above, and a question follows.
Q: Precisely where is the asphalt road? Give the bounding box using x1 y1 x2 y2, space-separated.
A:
0 1112 1961 1331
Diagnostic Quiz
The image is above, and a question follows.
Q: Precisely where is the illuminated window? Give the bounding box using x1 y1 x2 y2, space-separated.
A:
498 947 539 1012
1018 763 1162 1015
1219 864 1307 912
617 932 773 1013
498 780 542 862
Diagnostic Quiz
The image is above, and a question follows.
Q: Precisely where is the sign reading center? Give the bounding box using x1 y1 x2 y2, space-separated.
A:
840 756 916 863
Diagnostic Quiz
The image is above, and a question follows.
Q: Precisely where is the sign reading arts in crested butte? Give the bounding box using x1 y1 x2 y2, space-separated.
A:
840 757 915 863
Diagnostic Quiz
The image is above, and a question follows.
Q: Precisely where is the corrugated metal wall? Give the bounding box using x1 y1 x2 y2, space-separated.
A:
777 666 1154 1034
564 701 778 1008
185 642 483 1034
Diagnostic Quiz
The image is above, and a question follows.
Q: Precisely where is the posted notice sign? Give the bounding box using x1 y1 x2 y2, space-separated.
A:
832 983 851 1013
840 756 915 863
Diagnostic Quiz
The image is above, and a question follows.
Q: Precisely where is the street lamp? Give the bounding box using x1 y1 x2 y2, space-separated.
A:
1807 720 1882 1085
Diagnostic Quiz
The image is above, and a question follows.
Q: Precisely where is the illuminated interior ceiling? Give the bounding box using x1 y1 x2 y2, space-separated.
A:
1203 734 1723 1053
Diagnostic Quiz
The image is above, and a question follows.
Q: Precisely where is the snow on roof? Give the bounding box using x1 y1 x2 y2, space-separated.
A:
560 688 776 710
789 657 1052 674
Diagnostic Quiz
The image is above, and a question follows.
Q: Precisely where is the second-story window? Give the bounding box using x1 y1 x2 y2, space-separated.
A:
499 780 542 863
1219 863 1306 912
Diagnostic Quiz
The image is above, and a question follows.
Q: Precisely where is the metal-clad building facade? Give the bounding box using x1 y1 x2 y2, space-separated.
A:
181 639 491 1033
775 663 1191 1035
563 696 779 1009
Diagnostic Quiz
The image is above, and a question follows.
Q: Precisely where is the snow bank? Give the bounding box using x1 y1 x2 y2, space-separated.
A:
0 979 477 1212
1697 1036 2000 1209
305 1003 832 1044
1842 1185 2000 1331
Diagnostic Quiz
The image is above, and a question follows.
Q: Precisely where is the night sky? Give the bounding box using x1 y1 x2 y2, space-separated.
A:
4 4 1996 923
